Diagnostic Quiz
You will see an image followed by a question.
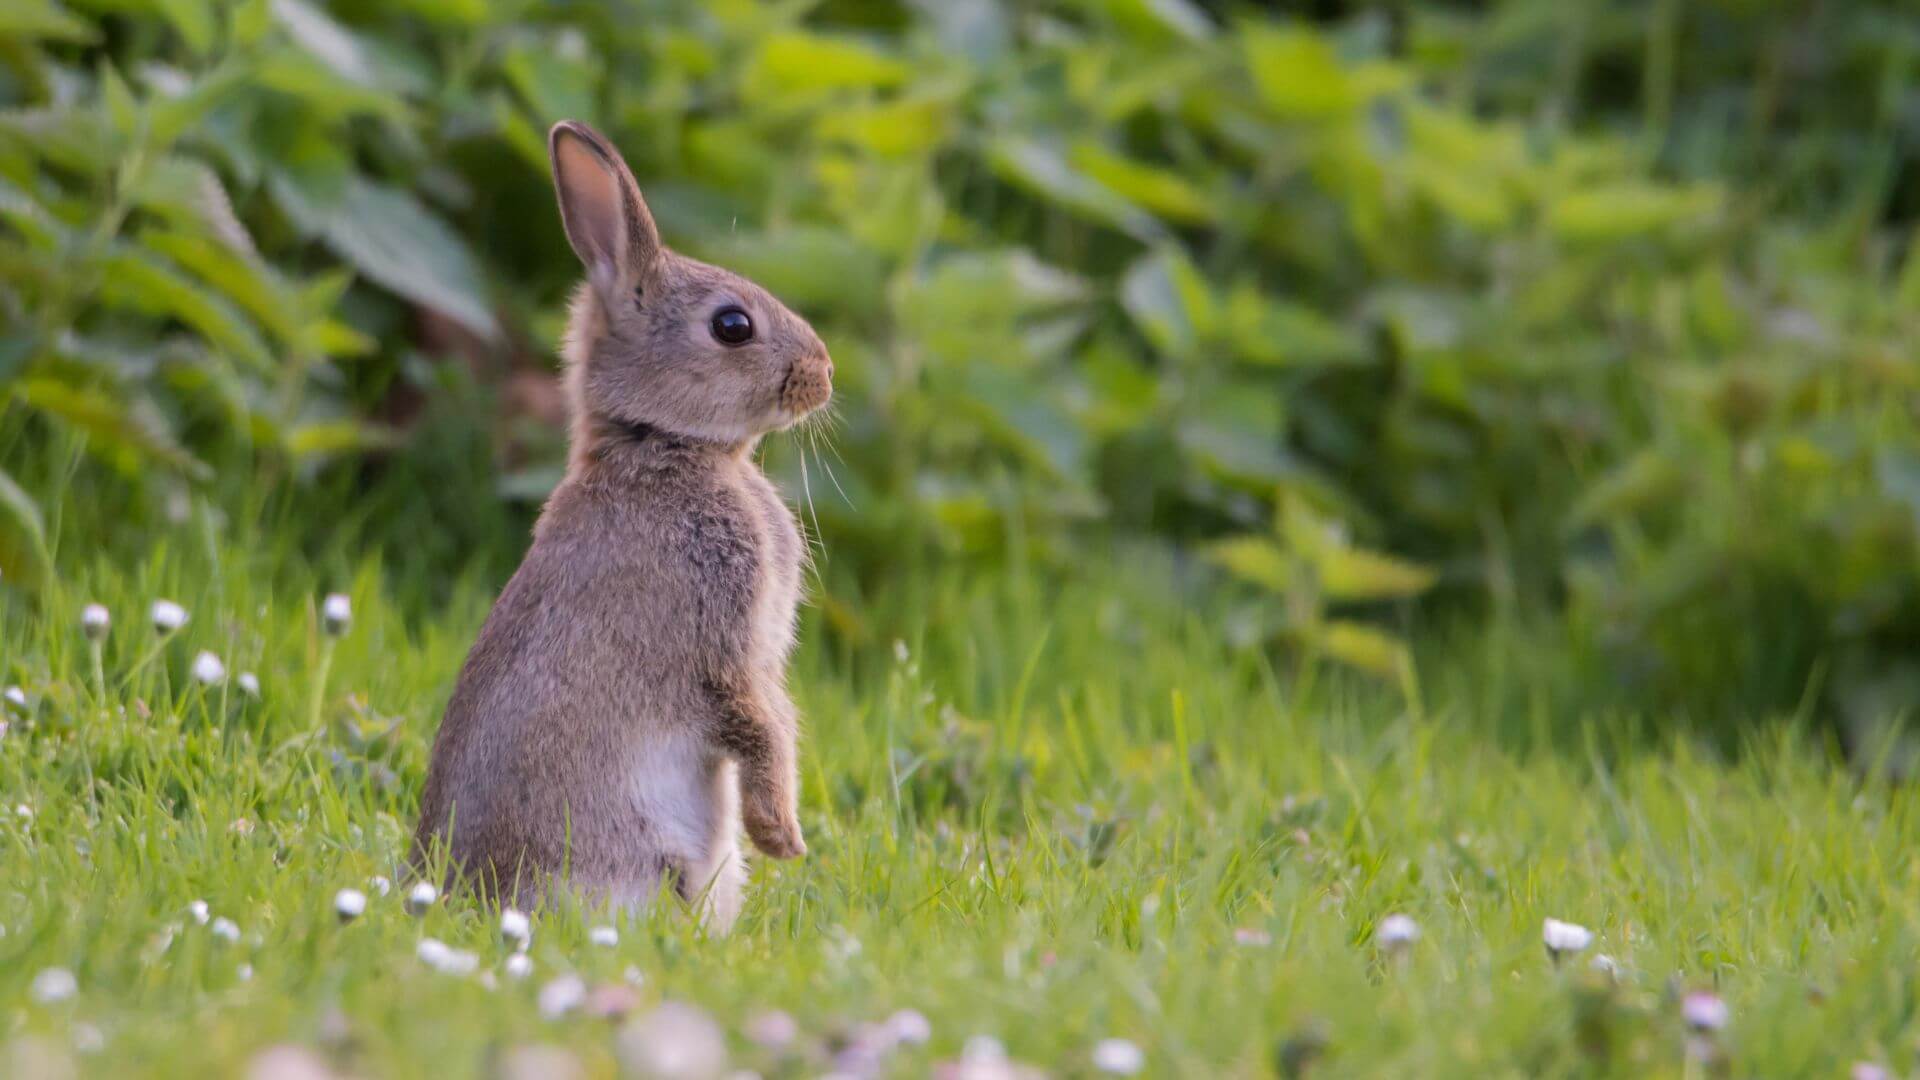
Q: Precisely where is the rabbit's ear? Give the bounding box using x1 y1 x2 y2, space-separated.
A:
549 120 662 299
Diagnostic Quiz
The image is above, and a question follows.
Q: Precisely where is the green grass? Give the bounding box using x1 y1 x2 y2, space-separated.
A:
1 528 1915 1078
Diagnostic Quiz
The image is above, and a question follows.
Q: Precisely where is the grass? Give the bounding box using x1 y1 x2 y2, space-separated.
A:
1 516 1916 1078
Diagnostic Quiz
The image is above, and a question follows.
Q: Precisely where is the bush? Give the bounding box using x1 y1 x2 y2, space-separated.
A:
4 0 1920 722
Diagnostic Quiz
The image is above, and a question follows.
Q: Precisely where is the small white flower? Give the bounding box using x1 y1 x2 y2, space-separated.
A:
81 603 110 640
1682 990 1728 1033
538 973 587 1019
1853 1063 1894 1080
1590 953 1620 978
30 966 77 1003
614 1003 727 1079
188 900 210 925
151 599 188 634
500 908 532 949
1377 913 1420 949
622 965 645 986
210 916 241 943
416 937 479 975
1543 918 1594 958
4 686 27 709
14 803 32 820
504 953 534 980
322 593 352 636
334 888 367 922
369 875 392 896
746 1010 799 1049
588 925 619 948
237 672 260 697
886 1007 932 1046
71 1021 105 1053
893 639 910 663
1233 927 1272 947
191 651 226 686
405 881 438 915
963 1035 1007 1062
236 963 254 982
1091 1037 1146 1075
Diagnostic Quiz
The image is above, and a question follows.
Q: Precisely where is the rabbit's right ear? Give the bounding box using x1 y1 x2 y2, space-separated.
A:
549 120 662 302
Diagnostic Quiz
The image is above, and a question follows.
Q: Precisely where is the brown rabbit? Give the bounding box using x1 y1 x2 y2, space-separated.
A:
411 120 831 929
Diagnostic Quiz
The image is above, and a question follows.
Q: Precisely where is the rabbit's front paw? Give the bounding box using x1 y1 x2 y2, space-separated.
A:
744 801 807 860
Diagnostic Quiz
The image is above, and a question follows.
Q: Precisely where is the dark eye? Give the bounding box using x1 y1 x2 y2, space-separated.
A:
710 307 753 346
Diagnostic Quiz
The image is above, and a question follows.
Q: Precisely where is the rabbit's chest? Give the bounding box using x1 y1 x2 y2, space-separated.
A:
738 470 805 667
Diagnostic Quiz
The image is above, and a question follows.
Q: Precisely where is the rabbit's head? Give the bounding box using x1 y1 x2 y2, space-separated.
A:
549 121 833 450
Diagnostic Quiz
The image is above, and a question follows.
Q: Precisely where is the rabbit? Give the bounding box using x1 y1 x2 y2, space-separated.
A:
410 120 832 930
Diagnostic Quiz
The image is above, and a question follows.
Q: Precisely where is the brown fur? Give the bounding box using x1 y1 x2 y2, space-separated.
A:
411 121 830 926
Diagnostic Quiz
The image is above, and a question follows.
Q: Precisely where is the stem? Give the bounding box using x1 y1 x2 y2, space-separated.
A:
308 637 336 733
88 640 105 703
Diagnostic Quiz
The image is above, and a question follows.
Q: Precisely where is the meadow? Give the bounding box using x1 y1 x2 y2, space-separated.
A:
2 513 1917 1077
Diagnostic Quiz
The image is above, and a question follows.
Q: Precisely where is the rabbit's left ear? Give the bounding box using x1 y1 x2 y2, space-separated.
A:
549 120 662 302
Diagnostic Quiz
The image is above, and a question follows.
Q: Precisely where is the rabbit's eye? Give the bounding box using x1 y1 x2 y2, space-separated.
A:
710 307 754 346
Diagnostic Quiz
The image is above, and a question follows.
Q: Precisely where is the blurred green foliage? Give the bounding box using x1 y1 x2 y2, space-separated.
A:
4 0 1920 726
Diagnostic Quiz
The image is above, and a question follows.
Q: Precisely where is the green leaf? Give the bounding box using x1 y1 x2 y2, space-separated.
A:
988 138 1164 242
1120 247 1211 357
270 172 498 341
1314 546 1437 601
0 465 49 589
1312 620 1410 679
15 377 207 478
743 31 912 101
1565 450 1686 533
0 0 96 42
1244 26 1357 119
1070 142 1214 225
1547 182 1720 243
98 247 275 369
1204 536 1293 592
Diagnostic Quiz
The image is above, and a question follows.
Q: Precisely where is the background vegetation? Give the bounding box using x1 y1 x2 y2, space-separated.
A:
8 0 1920 736
6 0 1920 1074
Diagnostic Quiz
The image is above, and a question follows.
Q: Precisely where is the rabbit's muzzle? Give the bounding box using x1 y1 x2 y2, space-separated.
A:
780 351 833 417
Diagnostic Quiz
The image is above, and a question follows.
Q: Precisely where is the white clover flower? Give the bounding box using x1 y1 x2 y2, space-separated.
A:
746 1010 799 1049
188 900 210 925
30 966 77 1003
1233 927 1273 947
538 973 587 1019
893 639 910 663
623 965 644 986
614 1003 726 1080
1682 991 1728 1033
500 908 532 949
405 881 438 915
71 1021 105 1053
1590 953 1620 978
236 963 253 982
1543 918 1594 958
4 686 27 710
1377 913 1420 949
588 925 619 948
504 953 534 980
191 651 226 686
1092 1037 1146 1075
210 917 241 943
963 1035 1007 1062
416 937 479 976
369 875 391 896
334 888 367 922
81 603 110 640
886 1007 932 1046
151 600 188 634
322 593 352 637
237 672 260 697
14 802 32 820
1853 1063 1893 1080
